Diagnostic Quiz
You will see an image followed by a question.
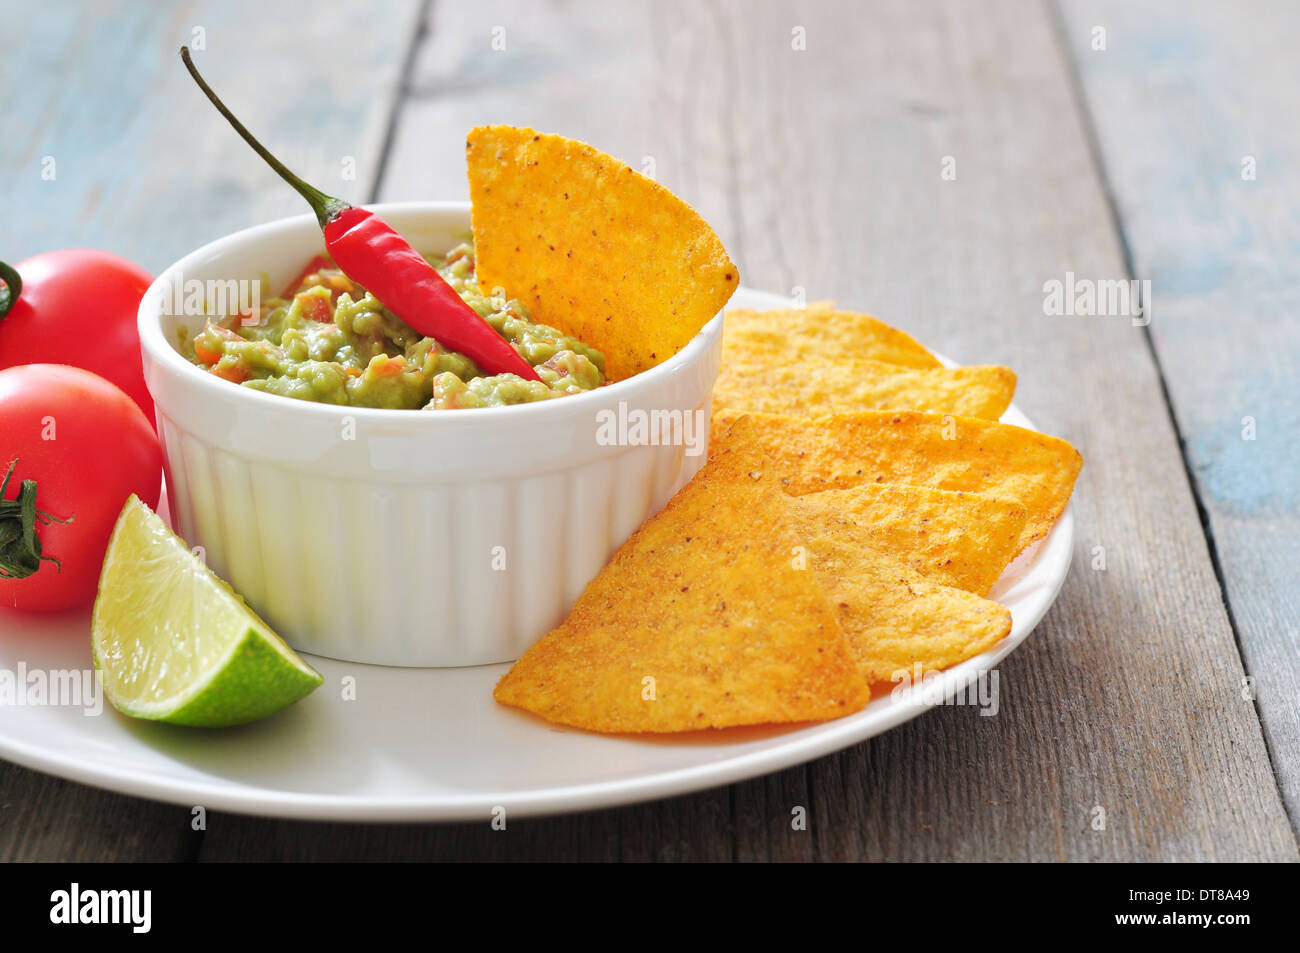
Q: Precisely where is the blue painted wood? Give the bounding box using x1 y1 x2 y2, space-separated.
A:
1059 0 1300 825
1 0 420 273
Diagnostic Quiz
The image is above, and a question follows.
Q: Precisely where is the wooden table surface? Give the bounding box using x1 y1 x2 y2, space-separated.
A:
3 0 1297 862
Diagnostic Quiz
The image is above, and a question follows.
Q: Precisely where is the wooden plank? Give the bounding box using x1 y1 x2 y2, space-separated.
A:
196 810 626 862
1 0 418 271
1056 0 1300 831
0 774 196 863
0 0 421 862
203 0 1296 860
199 790 739 861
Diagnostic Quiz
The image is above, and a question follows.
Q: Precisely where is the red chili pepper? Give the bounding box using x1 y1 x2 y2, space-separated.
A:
180 47 539 382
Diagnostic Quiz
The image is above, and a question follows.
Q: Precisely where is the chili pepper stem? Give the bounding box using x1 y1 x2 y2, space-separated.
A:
180 47 349 229
179 48 541 381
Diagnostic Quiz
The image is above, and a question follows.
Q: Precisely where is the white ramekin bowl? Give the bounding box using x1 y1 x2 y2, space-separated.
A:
138 202 722 667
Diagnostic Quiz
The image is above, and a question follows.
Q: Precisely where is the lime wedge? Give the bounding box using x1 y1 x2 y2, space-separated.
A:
92 495 323 727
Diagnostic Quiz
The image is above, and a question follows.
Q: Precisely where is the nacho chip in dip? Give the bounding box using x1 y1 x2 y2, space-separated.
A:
467 125 737 381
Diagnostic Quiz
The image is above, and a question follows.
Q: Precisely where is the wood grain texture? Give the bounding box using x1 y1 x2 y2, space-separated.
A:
1057 0 1300 832
0 0 419 271
0 774 197 863
200 0 1296 860
0 0 421 862
3 0 1295 862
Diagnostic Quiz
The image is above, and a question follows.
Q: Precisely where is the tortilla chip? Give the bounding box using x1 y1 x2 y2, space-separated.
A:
712 411 1082 552
494 465 867 733
713 358 1016 419
703 436 1012 678
708 430 1027 593
787 486 1027 595
725 305 941 369
467 125 737 381
792 514 1013 683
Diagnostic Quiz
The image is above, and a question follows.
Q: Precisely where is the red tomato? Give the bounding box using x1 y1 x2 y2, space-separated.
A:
0 365 161 612
0 250 155 424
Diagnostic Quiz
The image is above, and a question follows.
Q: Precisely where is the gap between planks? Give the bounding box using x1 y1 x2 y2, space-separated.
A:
1046 0 1297 847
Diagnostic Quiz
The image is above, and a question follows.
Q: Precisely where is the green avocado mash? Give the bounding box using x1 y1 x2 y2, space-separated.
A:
185 243 605 410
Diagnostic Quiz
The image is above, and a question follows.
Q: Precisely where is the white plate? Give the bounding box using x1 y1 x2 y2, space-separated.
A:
0 287 1073 821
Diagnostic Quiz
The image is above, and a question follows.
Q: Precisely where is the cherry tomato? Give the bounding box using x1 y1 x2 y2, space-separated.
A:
0 250 155 424
0 364 161 612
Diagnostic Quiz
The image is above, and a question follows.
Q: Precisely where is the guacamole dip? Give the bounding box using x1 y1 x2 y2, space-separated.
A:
185 243 605 410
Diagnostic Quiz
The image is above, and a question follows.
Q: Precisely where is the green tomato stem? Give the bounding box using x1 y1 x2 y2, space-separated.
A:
0 459 73 580
0 261 21 320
